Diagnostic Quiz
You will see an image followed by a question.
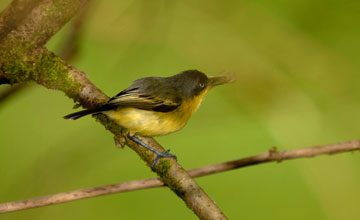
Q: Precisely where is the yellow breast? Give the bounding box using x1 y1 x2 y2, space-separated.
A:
105 88 210 136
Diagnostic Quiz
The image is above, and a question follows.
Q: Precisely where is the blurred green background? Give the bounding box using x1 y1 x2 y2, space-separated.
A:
1 0 360 219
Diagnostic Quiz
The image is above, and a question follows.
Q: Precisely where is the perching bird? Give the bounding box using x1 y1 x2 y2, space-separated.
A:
64 70 235 166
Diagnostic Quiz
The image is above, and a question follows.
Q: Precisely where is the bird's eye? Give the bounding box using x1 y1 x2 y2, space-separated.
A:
199 83 205 88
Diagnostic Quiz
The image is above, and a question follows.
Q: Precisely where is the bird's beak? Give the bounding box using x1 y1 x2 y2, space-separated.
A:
207 74 237 87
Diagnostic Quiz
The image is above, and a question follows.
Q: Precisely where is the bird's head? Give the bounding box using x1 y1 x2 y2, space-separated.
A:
170 70 236 99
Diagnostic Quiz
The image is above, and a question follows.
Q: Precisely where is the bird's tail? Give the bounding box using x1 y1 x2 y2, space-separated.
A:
63 105 114 120
63 109 99 120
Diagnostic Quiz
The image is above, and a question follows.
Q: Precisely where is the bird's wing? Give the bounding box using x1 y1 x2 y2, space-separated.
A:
107 86 182 112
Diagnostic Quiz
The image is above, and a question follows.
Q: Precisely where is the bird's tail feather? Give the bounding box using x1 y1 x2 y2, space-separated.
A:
63 109 99 120
63 105 115 120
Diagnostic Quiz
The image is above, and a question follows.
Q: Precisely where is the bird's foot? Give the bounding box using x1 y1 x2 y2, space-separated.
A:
152 149 177 167
128 134 177 168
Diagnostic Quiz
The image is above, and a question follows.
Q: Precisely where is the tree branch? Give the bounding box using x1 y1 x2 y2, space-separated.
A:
0 1 92 104
0 0 42 42
0 0 88 50
1 139 359 214
0 1 227 219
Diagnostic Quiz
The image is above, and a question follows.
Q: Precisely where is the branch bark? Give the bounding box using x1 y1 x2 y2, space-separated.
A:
0 0 42 42
0 0 88 49
1 139 359 214
0 1 227 219
0 1 92 104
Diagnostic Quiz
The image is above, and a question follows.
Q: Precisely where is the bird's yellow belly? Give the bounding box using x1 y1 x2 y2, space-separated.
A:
105 107 188 136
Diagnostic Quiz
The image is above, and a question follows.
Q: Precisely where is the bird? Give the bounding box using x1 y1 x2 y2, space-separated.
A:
64 70 235 167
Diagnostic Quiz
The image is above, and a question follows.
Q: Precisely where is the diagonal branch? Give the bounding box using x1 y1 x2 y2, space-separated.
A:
0 0 88 50
0 1 227 219
0 0 43 42
1 139 359 214
0 1 92 104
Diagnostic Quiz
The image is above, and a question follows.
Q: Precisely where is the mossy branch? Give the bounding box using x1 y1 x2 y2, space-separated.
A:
0 0 92 104
0 1 227 219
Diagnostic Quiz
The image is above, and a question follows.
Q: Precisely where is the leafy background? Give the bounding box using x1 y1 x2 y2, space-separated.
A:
1 0 360 219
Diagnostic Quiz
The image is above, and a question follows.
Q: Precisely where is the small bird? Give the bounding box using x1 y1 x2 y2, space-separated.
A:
64 70 235 166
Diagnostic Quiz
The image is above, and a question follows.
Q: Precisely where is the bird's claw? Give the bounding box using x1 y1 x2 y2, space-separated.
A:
151 149 177 168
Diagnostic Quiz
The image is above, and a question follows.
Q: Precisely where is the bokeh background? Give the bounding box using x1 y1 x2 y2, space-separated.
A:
1 0 360 219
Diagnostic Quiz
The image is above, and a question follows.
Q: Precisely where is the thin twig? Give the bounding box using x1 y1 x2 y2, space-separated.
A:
1 139 359 214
